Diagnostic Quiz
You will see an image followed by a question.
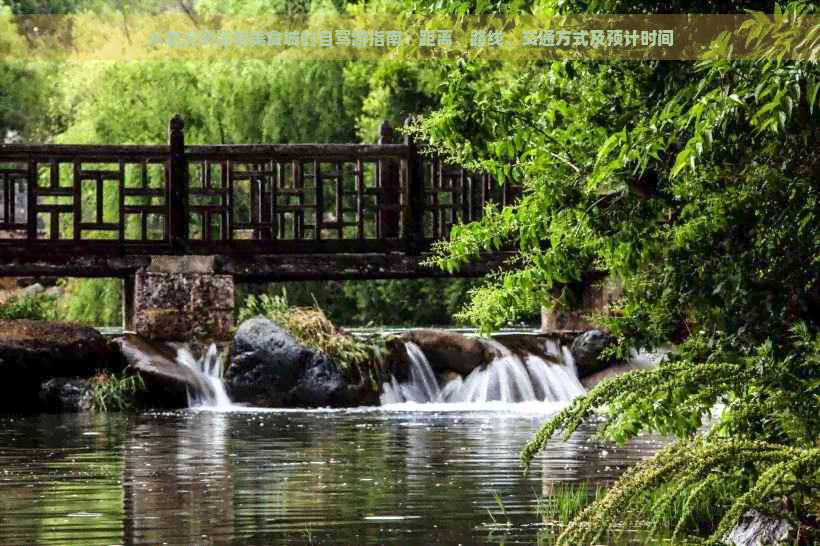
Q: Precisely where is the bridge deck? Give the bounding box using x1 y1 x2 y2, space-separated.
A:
0 248 516 281
0 117 519 280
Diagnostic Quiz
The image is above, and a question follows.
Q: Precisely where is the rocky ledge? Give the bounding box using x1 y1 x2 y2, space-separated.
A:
0 315 657 414
0 319 125 413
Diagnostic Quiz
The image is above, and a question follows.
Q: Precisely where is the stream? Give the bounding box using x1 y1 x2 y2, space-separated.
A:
0 406 666 545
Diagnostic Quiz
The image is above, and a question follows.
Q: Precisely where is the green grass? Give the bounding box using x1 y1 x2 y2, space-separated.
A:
87 372 146 412
645 479 741 537
538 482 608 525
537 478 745 545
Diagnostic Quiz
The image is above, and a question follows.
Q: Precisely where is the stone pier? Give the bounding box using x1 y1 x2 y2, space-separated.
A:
541 278 622 331
124 256 234 341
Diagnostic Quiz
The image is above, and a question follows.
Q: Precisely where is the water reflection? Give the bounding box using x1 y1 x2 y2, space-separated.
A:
0 408 667 546
124 411 233 545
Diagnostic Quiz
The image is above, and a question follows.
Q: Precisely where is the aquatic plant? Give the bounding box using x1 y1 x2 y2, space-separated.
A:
485 491 513 528
87 372 146 412
538 483 607 525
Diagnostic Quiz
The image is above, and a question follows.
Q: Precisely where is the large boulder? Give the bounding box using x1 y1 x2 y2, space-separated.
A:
0 319 125 413
224 317 313 406
224 317 377 408
382 336 413 383
570 329 615 379
289 355 347 407
399 329 490 377
580 360 645 390
579 347 671 389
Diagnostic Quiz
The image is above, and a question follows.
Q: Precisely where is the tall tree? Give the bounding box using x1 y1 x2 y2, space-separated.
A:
418 0 820 542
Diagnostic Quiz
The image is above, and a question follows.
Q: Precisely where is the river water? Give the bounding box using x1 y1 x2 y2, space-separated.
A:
0 404 666 546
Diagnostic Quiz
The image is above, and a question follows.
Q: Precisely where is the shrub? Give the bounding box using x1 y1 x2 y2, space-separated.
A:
0 292 58 321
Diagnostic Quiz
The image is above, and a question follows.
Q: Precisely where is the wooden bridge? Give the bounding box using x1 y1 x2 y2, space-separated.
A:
0 116 518 282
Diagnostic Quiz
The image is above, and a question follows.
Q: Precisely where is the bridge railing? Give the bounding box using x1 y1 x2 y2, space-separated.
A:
0 115 517 256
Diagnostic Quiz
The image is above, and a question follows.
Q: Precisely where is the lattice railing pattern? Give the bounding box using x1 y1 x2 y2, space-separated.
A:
186 159 395 243
0 118 516 254
0 154 168 245
421 159 515 240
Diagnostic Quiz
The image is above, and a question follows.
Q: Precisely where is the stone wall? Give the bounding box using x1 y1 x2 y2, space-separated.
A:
131 257 235 341
541 278 622 331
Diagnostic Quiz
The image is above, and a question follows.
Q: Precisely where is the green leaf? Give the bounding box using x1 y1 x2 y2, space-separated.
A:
808 80 820 115
756 99 781 119
671 148 690 178
596 132 621 165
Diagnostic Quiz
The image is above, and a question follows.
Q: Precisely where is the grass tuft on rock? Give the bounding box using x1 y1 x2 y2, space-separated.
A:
238 291 387 371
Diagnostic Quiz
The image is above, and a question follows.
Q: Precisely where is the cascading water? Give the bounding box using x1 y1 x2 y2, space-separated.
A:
382 341 443 403
380 336 586 405
175 343 232 408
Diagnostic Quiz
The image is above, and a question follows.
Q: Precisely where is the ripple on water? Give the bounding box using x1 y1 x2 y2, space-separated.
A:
0 409 667 546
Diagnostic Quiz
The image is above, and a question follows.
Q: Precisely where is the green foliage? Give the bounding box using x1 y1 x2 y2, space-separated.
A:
59 278 122 326
540 439 819 546
238 290 387 370
87 371 145 412
345 61 444 142
339 278 487 326
408 0 820 542
0 61 66 141
238 278 499 328
0 292 58 321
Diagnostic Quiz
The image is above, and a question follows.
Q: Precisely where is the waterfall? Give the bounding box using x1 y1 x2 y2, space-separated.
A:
175 344 232 408
380 337 586 405
381 341 442 404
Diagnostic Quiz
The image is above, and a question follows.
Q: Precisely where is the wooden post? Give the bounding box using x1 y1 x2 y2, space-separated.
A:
314 160 322 240
26 161 36 240
378 120 400 239
122 274 135 332
260 162 273 240
168 115 188 252
404 116 424 252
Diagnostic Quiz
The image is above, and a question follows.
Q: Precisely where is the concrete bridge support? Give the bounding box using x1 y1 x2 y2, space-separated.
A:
124 256 234 341
540 278 622 331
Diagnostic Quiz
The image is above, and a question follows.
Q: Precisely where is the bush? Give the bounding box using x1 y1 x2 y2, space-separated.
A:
0 293 58 321
59 278 121 326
